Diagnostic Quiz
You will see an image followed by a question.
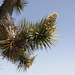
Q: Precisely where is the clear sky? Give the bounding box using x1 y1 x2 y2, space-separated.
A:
0 0 75 75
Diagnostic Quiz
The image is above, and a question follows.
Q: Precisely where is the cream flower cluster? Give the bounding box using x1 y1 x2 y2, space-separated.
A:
45 12 58 34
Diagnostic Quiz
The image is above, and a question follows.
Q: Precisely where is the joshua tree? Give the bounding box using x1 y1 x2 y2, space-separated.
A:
0 0 58 70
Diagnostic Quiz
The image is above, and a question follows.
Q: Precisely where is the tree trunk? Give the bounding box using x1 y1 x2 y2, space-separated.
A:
0 0 18 40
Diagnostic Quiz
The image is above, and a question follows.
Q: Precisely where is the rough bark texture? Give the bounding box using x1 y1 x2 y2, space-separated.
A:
0 0 18 40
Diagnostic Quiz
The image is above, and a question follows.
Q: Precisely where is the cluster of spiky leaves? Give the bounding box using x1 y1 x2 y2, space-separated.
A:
0 40 36 70
14 0 27 13
17 12 58 51
0 12 58 70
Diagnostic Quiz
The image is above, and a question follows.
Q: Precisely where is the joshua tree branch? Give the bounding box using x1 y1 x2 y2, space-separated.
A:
0 0 19 39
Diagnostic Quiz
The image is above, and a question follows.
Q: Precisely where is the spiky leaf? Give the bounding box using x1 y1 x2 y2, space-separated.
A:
14 0 27 13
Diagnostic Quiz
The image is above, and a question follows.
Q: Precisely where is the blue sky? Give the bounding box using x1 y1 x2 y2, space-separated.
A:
0 0 75 75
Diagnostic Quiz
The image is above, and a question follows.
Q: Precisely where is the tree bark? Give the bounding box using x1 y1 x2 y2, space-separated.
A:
0 0 18 40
